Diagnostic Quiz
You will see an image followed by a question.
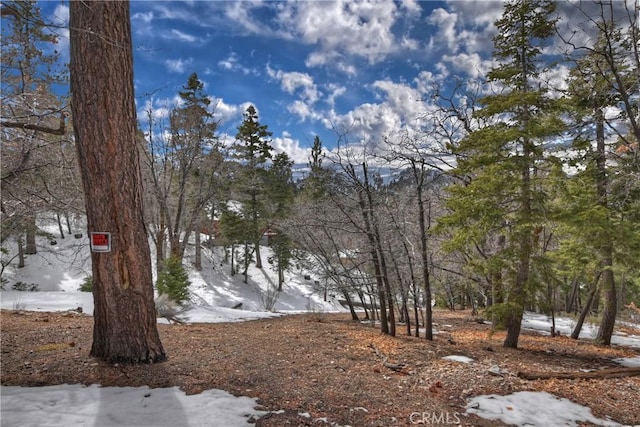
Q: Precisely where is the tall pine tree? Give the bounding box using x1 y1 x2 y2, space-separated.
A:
440 0 564 348
231 105 273 272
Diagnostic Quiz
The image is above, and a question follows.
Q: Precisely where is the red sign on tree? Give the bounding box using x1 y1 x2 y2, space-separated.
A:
90 232 111 252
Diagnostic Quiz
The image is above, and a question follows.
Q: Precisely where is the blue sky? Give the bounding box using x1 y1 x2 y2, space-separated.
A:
40 1 598 164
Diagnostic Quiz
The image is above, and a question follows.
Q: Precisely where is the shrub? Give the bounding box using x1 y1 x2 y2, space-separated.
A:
258 283 280 312
12 281 39 292
79 276 93 292
156 256 190 305
484 301 523 330
155 293 188 324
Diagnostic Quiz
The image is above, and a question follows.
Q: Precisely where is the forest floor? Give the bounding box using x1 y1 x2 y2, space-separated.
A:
1 308 639 426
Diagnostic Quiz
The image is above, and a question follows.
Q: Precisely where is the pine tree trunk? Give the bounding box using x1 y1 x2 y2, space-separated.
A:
567 276 580 314
594 107 617 346
597 265 616 345
70 0 165 363
277 263 283 291
571 272 600 340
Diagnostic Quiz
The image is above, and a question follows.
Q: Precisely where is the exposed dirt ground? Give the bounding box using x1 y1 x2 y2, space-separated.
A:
1 309 639 426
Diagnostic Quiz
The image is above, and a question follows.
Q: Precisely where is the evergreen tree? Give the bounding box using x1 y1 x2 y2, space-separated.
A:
156 256 191 305
440 0 564 348
563 35 640 343
265 152 295 290
167 72 218 260
302 135 331 200
231 105 273 270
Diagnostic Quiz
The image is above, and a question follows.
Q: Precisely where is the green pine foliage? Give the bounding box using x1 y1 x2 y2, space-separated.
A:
438 0 564 348
156 257 191 305
79 276 93 292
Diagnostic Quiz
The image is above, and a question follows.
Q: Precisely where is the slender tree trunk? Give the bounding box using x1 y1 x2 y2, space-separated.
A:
377 242 396 337
504 135 533 349
277 262 284 291
594 107 617 345
243 242 249 283
357 290 370 320
230 245 235 276
351 164 389 334
194 218 202 271
25 215 37 255
417 189 433 340
65 213 72 234
571 272 601 339
70 0 165 363
567 276 580 313
252 192 262 269
412 283 420 337
17 234 25 268
342 291 359 321
56 212 65 239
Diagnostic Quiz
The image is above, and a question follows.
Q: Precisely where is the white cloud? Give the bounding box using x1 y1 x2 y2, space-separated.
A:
271 131 311 164
440 52 492 79
224 1 290 39
427 8 460 53
325 84 346 107
288 101 313 121
164 58 193 74
218 53 257 76
287 1 405 67
266 66 319 103
399 0 422 16
167 29 197 43
132 11 154 25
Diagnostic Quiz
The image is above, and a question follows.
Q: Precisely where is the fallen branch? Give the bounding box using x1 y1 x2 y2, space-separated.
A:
368 343 406 372
518 367 640 380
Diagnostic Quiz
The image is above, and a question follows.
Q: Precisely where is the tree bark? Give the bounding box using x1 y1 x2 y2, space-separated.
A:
594 107 616 346
70 1 165 363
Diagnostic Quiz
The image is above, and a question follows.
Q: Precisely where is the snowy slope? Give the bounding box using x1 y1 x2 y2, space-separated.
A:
0 216 344 318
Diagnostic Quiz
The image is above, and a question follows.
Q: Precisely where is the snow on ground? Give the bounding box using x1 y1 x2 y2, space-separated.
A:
612 356 640 368
0 219 344 426
1 384 267 427
466 391 621 427
441 355 474 364
521 311 640 349
2 217 639 426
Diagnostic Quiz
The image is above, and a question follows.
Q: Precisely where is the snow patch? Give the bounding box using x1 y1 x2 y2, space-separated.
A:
442 355 474 364
1 384 267 427
466 391 621 426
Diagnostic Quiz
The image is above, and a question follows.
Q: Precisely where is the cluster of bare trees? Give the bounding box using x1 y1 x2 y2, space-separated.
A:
1 1 81 271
